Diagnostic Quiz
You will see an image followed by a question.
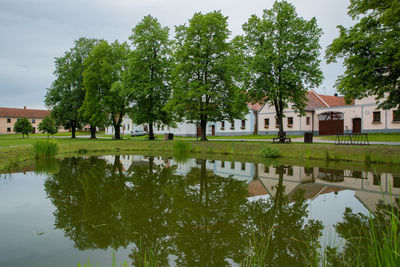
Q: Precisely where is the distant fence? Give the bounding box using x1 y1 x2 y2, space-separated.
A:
335 133 369 145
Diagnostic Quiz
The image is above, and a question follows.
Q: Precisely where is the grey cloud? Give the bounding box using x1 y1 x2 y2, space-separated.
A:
0 0 354 109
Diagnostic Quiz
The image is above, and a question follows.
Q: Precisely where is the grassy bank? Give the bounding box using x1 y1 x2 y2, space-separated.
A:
1 138 400 173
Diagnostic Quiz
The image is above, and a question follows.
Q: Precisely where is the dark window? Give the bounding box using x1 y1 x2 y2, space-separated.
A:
287 167 293 176
241 162 246 170
275 118 279 128
393 110 400 122
231 162 235 169
7 127 11 132
264 118 269 128
373 174 381 186
241 120 246 129
373 111 381 123
288 117 293 126
221 121 225 130
264 166 269 173
31 119 35 123
306 117 310 125
7 118 11 123
393 176 400 188
221 161 225 168
230 121 235 130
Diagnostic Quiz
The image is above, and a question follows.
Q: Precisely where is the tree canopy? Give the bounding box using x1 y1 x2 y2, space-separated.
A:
326 0 400 109
13 118 33 138
38 116 58 137
169 11 248 141
45 37 99 138
242 0 323 137
80 40 130 139
122 15 172 140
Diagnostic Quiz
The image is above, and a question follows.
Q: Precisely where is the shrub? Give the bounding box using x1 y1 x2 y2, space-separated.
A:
261 147 280 158
33 139 58 158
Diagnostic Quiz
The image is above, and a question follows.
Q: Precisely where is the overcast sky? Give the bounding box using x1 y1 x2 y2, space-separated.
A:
0 0 354 110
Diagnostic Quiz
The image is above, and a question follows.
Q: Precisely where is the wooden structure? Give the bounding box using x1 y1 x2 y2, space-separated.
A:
335 133 369 145
319 112 344 135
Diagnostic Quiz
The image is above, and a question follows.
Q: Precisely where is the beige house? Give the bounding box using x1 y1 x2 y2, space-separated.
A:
0 106 66 135
258 90 400 135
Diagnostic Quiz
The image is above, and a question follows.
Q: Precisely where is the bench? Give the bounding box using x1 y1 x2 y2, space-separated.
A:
273 132 291 143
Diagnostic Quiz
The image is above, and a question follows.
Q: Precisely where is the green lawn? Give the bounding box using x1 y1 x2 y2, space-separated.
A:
319 133 400 142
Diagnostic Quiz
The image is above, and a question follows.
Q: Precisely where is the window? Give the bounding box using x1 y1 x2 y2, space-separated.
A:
287 167 293 176
7 128 11 132
394 176 400 188
230 121 235 130
393 110 400 122
373 111 381 123
306 117 310 125
7 118 11 123
373 174 381 186
264 166 269 173
241 120 246 129
231 162 235 169
31 119 35 123
264 118 269 128
221 161 225 168
275 118 279 128
288 117 293 127
221 121 225 130
241 162 246 170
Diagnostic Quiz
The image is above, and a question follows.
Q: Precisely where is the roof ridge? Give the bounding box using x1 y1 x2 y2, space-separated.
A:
310 89 329 107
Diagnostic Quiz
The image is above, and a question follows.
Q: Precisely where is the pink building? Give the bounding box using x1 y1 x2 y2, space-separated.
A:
0 107 67 135
258 90 400 135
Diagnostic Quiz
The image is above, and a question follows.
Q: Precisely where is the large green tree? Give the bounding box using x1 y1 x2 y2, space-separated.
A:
45 37 99 138
13 117 33 138
242 1 323 138
326 0 400 109
80 40 130 139
122 15 172 140
38 115 58 138
170 11 247 141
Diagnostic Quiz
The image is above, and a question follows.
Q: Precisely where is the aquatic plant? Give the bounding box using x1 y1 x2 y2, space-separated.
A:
32 139 58 158
261 147 280 158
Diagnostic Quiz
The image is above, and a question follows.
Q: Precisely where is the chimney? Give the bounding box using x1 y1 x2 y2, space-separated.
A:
334 93 338 97
24 106 26 109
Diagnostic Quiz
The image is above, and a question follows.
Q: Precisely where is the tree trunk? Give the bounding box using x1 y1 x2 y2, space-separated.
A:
114 123 121 140
71 120 76 138
148 123 155 140
278 115 284 142
200 117 207 141
90 124 96 139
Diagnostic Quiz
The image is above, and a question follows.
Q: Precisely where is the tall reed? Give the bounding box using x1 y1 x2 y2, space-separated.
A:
32 139 58 158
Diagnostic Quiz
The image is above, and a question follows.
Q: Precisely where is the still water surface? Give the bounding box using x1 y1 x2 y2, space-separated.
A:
0 155 399 266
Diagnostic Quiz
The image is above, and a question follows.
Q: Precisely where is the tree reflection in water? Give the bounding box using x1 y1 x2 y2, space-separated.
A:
43 156 323 266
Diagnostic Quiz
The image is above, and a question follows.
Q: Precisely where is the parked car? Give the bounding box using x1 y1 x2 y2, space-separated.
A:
130 130 146 137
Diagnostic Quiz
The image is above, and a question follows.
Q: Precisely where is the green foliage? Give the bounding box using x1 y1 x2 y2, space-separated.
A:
326 200 400 266
173 140 191 162
122 15 172 140
80 40 130 139
169 11 248 140
38 116 58 137
33 139 58 158
45 37 100 138
13 117 33 138
261 147 281 158
326 0 400 109
242 0 323 136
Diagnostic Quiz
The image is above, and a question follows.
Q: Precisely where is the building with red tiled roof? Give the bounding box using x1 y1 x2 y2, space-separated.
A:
0 106 67 134
258 90 400 135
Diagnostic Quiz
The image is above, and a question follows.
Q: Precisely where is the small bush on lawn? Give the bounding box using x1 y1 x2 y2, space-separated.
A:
33 139 58 158
261 147 280 158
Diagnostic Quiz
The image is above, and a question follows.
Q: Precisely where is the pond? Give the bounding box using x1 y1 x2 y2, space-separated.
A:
0 155 399 266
